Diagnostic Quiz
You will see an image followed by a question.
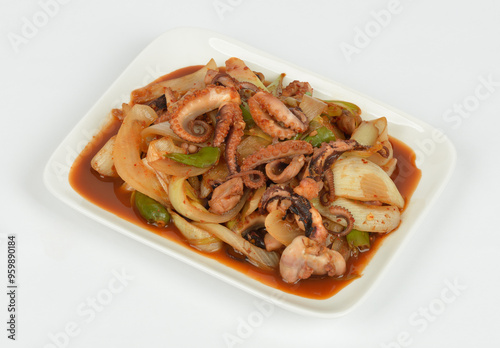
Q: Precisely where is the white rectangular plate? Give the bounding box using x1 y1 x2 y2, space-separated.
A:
44 27 456 318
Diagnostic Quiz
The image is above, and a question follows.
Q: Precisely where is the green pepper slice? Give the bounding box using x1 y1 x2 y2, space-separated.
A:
133 191 170 227
240 102 255 128
165 147 220 168
303 126 336 147
346 229 370 250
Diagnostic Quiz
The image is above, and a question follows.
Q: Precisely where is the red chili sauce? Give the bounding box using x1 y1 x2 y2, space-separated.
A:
69 66 421 299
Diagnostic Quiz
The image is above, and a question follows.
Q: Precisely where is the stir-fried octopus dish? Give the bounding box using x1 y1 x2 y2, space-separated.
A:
76 57 420 296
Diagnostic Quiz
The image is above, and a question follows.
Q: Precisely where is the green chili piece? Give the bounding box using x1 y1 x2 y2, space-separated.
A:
303 126 336 147
134 191 170 227
346 229 370 250
165 147 220 168
240 102 255 128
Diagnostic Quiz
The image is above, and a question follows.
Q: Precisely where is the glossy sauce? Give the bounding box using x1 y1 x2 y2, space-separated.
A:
69 67 421 300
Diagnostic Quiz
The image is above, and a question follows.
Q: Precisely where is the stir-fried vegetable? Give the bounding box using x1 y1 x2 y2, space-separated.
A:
165 147 220 168
86 56 414 289
240 102 255 128
266 73 285 97
299 94 327 121
325 100 361 118
304 126 336 147
346 229 370 250
192 222 279 271
170 211 222 252
133 191 171 227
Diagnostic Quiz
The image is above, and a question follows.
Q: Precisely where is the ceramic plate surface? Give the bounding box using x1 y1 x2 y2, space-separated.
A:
44 27 456 317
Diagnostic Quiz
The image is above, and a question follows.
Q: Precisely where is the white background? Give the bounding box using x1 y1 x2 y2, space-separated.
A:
1 0 499 347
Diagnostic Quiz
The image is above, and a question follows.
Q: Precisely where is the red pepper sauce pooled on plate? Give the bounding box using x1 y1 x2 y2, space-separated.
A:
69 65 421 299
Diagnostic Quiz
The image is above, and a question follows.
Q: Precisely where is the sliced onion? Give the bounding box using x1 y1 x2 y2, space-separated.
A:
231 212 266 236
146 136 183 159
160 58 217 94
240 185 266 218
237 135 272 161
91 135 118 177
149 158 211 177
349 117 393 166
113 104 170 207
350 121 379 146
170 211 222 253
154 170 172 201
168 176 248 223
350 117 394 166
192 222 279 271
369 139 394 167
142 122 183 142
264 210 304 246
333 156 404 208
200 160 229 199
381 157 398 176
146 137 211 177
299 94 327 122
373 117 389 141
141 122 212 147
312 197 401 233
225 57 268 91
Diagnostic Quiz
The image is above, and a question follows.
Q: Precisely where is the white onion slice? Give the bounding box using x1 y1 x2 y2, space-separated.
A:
112 104 170 207
312 197 401 233
192 222 279 271
170 212 222 253
91 135 117 177
265 210 304 246
168 176 247 223
333 156 404 208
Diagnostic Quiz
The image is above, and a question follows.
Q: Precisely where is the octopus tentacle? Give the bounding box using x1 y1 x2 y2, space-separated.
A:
248 91 308 139
214 103 237 147
378 145 390 158
265 155 306 184
241 140 313 172
146 94 167 113
324 168 335 203
308 139 367 178
288 107 308 124
165 85 240 143
260 186 329 244
204 69 219 85
223 104 245 175
281 80 313 101
295 139 368 201
227 170 266 189
241 140 313 188
206 70 239 89
238 82 259 92
328 205 355 237
205 70 259 101
210 100 245 176
242 171 267 189
248 98 296 139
